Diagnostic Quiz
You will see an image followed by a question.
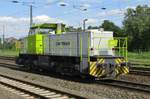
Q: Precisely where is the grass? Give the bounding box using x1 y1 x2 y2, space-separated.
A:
128 52 150 66
0 50 19 57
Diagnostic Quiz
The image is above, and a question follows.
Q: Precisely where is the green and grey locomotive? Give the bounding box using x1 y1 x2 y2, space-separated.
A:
16 23 129 79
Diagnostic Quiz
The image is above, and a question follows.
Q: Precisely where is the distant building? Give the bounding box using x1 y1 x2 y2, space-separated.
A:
5 37 18 44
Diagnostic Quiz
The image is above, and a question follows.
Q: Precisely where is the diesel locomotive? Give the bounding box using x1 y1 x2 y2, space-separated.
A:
16 23 129 79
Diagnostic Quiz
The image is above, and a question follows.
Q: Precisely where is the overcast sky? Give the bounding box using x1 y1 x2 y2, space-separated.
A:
0 0 150 38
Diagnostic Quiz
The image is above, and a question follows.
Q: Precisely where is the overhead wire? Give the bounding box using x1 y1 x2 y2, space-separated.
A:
0 0 150 38
1 0 150 27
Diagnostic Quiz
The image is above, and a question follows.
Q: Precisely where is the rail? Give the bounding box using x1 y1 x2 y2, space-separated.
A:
96 80 150 93
0 56 16 61
0 60 149 95
0 73 86 99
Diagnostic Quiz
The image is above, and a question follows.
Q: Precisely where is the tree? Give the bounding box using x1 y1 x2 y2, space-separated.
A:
65 26 82 32
123 5 150 51
65 26 75 32
88 26 99 29
100 20 124 37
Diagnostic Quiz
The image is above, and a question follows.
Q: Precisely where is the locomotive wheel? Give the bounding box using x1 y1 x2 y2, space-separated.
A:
23 60 32 71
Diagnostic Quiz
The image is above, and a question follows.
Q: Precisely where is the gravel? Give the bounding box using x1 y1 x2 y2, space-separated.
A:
0 86 27 99
119 74 150 85
0 60 149 99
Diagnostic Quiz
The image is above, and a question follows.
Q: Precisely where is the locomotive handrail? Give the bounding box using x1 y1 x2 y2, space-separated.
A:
80 36 82 62
89 36 128 62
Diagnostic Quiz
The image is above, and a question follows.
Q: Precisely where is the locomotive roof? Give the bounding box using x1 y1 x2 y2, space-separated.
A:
31 23 65 29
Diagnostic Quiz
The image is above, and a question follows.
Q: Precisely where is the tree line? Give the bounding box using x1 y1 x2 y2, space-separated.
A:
87 5 150 52
0 38 16 50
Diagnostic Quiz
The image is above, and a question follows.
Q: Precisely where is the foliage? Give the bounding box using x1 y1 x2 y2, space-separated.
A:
88 26 99 29
88 20 124 37
123 5 150 51
87 5 150 52
4 42 16 50
100 20 124 37
0 38 16 51
65 26 82 32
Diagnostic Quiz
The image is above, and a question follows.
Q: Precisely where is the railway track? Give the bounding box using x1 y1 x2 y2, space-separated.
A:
129 66 150 76
1 55 150 76
129 70 150 76
96 80 150 93
0 56 150 94
0 56 15 61
0 55 150 77
0 61 150 93
130 66 150 71
0 74 85 99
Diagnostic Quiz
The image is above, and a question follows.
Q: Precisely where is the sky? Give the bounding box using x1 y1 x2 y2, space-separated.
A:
0 0 150 38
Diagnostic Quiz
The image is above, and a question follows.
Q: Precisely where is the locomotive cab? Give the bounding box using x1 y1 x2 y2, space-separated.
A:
88 29 129 78
29 23 65 35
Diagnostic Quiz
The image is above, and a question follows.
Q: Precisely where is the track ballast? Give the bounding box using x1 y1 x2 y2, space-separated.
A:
96 80 150 93
0 74 85 99
0 56 150 95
